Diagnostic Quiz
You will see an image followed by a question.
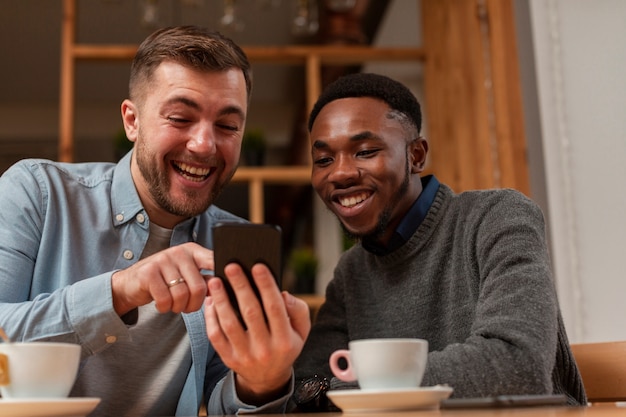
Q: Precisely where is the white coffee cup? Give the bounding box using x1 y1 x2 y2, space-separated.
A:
0 342 81 398
329 338 428 390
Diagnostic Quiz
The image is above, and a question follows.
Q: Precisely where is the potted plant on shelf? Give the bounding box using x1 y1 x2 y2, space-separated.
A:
241 128 266 166
289 247 318 294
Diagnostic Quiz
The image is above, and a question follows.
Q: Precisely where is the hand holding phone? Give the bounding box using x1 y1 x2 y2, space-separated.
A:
212 222 282 326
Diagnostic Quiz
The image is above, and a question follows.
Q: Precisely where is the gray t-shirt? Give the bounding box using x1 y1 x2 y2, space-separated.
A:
71 222 191 416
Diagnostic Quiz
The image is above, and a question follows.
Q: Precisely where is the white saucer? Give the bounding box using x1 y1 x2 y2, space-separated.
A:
0 397 100 417
327 385 453 413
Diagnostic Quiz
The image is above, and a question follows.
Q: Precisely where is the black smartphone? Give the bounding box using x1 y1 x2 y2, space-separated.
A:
440 394 568 409
212 222 282 325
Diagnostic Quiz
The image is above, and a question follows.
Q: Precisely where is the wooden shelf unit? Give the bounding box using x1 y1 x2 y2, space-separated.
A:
59 0 531 305
59 0 426 223
231 166 312 224
61 0 531 198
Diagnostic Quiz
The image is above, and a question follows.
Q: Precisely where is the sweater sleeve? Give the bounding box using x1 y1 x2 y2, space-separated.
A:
421 190 561 398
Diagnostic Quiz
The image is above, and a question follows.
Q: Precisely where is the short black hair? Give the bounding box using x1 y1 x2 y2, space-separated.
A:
308 73 421 133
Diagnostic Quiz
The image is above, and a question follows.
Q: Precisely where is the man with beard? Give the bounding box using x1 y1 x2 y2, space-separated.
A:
291 73 586 411
0 26 310 416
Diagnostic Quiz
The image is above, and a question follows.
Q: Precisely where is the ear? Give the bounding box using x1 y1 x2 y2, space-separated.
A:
409 136 429 174
121 99 139 143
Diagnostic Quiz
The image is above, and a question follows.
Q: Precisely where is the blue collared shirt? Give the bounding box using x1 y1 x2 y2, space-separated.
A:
0 152 291 415
362 175 440 255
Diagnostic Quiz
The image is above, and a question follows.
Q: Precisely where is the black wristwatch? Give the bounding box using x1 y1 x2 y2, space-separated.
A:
293 375 331 412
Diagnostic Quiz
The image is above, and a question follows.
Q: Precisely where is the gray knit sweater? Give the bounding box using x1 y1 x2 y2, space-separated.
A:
295 184 586 405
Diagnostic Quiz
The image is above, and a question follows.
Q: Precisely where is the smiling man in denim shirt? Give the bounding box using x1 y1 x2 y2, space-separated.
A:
0 26 310 417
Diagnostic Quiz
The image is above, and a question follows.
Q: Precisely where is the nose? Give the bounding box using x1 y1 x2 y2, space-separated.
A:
327 154 359 186
186 124 216 155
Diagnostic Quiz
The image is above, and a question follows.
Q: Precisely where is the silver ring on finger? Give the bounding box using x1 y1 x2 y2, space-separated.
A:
166 277 185 288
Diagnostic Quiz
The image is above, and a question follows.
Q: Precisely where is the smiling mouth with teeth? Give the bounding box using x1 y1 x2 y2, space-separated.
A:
173 161 211 182
338 192 369 208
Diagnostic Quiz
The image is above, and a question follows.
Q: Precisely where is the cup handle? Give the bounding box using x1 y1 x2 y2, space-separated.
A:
0 353 9 385
329 349 356 382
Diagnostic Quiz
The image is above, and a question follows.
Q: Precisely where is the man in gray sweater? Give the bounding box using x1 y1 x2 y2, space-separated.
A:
292 73 586 410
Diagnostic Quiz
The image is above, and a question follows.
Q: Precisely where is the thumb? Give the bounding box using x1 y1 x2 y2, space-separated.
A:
283 292 311 340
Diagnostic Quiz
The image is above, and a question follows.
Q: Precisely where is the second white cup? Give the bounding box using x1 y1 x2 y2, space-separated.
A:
0 342 81 399
329 338 428 390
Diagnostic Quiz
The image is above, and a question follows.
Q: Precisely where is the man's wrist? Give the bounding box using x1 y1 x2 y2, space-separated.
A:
235 372 293 406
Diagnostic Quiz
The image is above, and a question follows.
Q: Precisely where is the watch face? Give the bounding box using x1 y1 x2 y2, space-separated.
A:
294 377 324 403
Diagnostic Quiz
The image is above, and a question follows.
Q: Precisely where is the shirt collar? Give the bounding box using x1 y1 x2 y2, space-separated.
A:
110 150 147 227
363 175 440 255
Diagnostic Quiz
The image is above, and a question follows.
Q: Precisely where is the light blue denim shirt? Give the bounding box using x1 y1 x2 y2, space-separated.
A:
0 151 292 415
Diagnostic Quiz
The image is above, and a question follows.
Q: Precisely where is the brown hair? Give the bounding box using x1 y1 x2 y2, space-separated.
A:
129 25 252 104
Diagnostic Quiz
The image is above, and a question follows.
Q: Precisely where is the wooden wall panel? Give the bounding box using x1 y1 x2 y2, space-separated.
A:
486 0 530 193
422 0 529 195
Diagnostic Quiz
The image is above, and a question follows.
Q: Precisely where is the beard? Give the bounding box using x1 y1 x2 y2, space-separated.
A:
340 154 411 243
134 131 228 218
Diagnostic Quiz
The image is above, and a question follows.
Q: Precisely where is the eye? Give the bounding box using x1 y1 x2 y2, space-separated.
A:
167 116 190 124
356 148 379 158
217 123 240 132
313 156 333 167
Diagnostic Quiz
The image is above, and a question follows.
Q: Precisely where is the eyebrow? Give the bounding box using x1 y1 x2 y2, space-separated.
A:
219 104 246 121
164 96 200 110
163 97 246 121
312 130 381 150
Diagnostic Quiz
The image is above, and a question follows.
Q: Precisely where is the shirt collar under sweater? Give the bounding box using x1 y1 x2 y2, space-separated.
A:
362 175 440 255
